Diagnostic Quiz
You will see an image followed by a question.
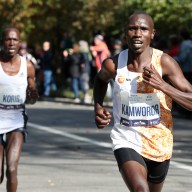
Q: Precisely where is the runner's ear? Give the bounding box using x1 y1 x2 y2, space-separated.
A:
151 29 156 40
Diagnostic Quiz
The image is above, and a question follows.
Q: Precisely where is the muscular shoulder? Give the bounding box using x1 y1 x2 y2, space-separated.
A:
161 52 192 92
98 54 119 81
103 54 118 68
160 52 181 76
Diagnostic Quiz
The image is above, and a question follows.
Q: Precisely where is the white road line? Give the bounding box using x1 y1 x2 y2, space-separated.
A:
28 122 192 172
170 161 192 172
28 122 112 148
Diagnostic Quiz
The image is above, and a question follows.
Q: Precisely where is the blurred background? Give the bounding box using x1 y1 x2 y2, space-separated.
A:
0 0 191 116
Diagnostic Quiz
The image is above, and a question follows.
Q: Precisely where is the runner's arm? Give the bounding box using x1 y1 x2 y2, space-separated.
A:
26 61 39 104
93 57 116 128
161 53 192 110
143 53 192 111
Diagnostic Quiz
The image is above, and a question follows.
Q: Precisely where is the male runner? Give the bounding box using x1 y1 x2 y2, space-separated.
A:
93 12 192 192
0 27 38 192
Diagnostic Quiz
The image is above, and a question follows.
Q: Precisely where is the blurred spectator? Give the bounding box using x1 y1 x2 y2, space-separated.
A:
19 42 39 69
41 41 57 97
106 39 123 101
61 49 70 81
152 34 169 53
174 29 192 117
174 29 192 84
79 40 92 103
63 43 85 102
112 39 123 56
60 31 73 51
34 46 44 96
168 35 180 57
90 34 110 71
157 36 169 53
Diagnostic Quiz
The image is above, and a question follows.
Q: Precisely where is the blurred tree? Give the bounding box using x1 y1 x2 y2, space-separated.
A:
0 0 36 39
0 0 191 49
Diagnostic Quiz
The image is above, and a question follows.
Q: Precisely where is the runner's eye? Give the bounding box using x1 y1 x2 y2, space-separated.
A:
140 27 149 31
127 26 137 31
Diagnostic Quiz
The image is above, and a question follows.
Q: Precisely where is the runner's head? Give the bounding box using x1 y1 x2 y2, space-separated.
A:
1 26 21 58
124 11 155 54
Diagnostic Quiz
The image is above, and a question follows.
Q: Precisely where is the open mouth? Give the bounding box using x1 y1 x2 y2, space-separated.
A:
132 40 143 45
132 42 143 49
8 49 16 53
133 40 142 43
131 38 143 49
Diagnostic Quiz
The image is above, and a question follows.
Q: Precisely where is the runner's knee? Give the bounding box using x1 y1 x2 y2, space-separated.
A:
122 172 149 192
6 163 18 179
133 180 149 192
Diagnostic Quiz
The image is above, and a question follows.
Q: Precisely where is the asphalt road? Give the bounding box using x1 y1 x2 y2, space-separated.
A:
0 100 192 192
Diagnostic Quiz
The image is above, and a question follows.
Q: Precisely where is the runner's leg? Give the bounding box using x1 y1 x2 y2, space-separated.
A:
0 143 4 184
120 161 149 192
148 181 164 192
5 131 23 192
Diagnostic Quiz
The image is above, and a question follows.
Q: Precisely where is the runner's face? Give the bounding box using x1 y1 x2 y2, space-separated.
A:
3 29 20 57
125 14 155 54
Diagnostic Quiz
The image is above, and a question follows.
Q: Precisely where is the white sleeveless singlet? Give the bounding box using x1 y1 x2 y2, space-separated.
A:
0 56 28 134
111 49 173 162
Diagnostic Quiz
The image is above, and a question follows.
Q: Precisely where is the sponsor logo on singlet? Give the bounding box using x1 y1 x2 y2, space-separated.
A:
18 72 25 77
117 75 126 84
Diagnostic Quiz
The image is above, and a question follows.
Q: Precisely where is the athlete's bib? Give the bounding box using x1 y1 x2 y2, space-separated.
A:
120 91 161 127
